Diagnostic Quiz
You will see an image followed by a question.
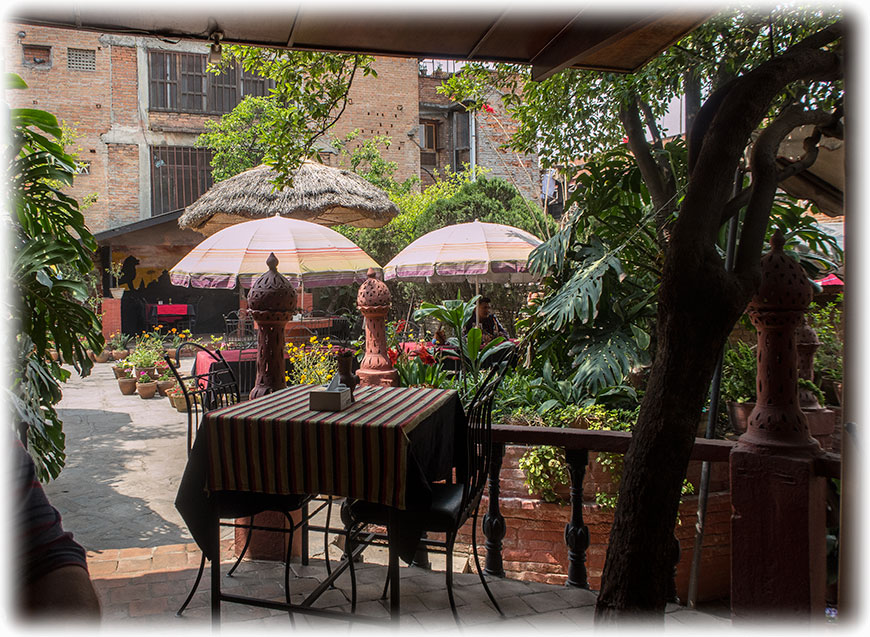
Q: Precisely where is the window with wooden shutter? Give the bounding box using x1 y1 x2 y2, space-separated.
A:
179 53 206 112
149 51 178 110
150 147 214 216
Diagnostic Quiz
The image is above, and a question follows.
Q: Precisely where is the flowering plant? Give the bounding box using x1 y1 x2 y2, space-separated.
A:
137 371 153 383
285 336 337 385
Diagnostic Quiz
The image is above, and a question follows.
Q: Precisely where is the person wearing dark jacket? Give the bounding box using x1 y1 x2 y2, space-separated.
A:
463 296 509 344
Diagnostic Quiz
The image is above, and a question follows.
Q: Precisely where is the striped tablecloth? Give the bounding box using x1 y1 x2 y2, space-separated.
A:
201 384 462 511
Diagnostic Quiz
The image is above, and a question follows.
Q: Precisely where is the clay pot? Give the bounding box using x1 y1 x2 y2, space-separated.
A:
87 350 96 362
112 349 128 360
170 393 189 412
134 366 158 380
118 377 137 395
48 349 60 362
726 401 754 434
95 350 112 364
157 379 176 396
112 365 127 379
137 381 158 399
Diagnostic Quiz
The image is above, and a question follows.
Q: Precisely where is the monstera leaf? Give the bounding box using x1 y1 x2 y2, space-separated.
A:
570 330 647 397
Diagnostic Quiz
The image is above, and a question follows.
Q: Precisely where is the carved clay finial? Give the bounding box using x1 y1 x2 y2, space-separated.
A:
367 267 376 278
266 252 279 272
770 229 785 251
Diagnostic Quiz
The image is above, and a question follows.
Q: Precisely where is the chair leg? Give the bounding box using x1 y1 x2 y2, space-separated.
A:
176 552 206 616
227 517 254 577
445 533 458 622
472 506 503 616
323 497 334 582
346 525 359 613
380 569 390 600
283 512 297 626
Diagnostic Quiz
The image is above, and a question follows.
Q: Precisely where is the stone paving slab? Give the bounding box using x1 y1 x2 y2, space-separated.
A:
29 361 733 629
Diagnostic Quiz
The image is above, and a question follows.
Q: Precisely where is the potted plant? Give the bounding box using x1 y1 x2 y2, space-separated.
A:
127 338 164 378
166 385 189 412
720 340 758 433
156 368 177 396
117 368 137 395
106 332 129 360
108 261 125 299
136 371 158 399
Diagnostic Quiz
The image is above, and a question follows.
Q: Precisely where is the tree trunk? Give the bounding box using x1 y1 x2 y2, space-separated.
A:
594 22 843 622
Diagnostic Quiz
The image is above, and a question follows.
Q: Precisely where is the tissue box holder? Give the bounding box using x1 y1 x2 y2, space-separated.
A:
309 387 352 412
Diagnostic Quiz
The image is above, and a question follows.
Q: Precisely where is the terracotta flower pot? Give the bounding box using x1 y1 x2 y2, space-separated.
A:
112 365 127 379
157 379 176 396
137 381 158 399
112 349 128 360
87 350 96 362
170 393 189 412
118 377 137 395
726 401 754 434
134 366 158 380
95 350 112 363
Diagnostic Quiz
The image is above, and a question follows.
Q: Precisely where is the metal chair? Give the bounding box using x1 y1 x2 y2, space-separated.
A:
165 342 315 618
223 309 257 349
342 352 517 622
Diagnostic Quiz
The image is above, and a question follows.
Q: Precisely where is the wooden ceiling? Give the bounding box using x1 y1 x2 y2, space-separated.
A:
11 4 708 80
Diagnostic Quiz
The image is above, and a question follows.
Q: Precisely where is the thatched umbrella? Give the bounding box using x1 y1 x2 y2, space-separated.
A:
178 161 399 236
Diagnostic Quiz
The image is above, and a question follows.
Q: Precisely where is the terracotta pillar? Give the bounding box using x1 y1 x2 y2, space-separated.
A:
247 253 295 400
239 253 299 561
796 315 836 450
356 268 398 387
730 231 827 622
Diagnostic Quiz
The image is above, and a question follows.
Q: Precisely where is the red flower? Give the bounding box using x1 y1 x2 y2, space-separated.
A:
418 348 435 366
388 348 398 366
482 103 495 113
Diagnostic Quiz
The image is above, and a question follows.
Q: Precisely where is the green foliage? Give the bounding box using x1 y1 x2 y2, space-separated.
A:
196 95 282 181
440 7 842 170
6 74 104 480
413 296 513 405
808 294 843 383
522 147 661 399
395 356 450 389
198 47 376 186
720 341 757 404
331 130 418 197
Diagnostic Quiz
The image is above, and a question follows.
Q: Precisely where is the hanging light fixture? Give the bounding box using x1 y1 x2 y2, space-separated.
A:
208 31 223 65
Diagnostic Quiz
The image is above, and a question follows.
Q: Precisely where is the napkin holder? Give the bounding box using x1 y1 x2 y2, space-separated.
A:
309 374 352 411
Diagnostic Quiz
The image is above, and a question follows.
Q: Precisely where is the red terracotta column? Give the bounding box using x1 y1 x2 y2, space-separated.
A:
238 253 300 560
730 231 827 621
356 268 398 387
247 253 295 400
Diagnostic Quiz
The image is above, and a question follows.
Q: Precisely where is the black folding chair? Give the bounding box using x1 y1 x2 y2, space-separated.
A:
342 352 517 622
165 342 319 618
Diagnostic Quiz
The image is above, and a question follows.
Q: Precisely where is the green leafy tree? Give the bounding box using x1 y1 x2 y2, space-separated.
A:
202 47 376 186
6 74 104 480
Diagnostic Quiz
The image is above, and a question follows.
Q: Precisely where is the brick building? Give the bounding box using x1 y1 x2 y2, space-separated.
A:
5 24 540 333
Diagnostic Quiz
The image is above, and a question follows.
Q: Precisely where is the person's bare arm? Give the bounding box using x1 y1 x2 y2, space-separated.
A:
22 565 101 619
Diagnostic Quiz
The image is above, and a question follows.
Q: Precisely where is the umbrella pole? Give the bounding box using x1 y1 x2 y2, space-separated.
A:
475 278 480 328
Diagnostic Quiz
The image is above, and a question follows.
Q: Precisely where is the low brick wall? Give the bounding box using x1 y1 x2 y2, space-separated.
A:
457 444 732 603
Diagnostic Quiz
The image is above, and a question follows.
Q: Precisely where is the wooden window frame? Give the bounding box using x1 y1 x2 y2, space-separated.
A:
148 51 274 115
150 146 214 216
422 122 438 151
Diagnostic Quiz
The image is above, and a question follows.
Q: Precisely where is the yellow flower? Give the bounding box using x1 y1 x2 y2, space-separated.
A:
309 336 317 343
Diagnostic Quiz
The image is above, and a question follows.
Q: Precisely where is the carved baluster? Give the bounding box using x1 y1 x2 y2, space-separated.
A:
482 442 506 577
564 448 590 588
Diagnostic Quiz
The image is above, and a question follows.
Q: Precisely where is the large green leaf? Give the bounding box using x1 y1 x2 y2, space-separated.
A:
571 330 644 396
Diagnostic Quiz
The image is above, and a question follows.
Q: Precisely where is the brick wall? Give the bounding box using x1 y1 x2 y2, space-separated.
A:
331 57 421 185
101 298 122 341
5 23 116 230
106 144 141 228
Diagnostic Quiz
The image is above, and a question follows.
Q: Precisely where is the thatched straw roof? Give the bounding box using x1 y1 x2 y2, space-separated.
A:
178 161 399 236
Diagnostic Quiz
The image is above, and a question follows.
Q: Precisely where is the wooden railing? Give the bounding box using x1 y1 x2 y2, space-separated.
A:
482 424 840 595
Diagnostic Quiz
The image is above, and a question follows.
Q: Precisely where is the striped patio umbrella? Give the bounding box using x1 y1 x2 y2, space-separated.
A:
169 214 381 290
383 220 542 293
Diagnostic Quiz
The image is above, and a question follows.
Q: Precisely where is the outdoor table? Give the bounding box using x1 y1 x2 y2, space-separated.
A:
146 303 192 329
175 383 465 620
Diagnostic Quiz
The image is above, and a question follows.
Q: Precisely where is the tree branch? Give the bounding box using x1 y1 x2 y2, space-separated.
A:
734 105 841 275
619 99 676 245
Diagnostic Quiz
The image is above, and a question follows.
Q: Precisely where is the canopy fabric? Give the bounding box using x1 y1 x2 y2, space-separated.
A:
383 220 542 285
169 215 381 290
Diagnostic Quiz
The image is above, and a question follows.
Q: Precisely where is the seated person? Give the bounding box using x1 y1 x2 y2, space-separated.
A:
13 440 101 620
463 296 509 344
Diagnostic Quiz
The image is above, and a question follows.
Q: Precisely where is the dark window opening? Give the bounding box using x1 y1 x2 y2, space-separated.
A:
422 122 437 150
148 50 273 114
454 112 470 149
23 44 51 67
150 146 213 216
